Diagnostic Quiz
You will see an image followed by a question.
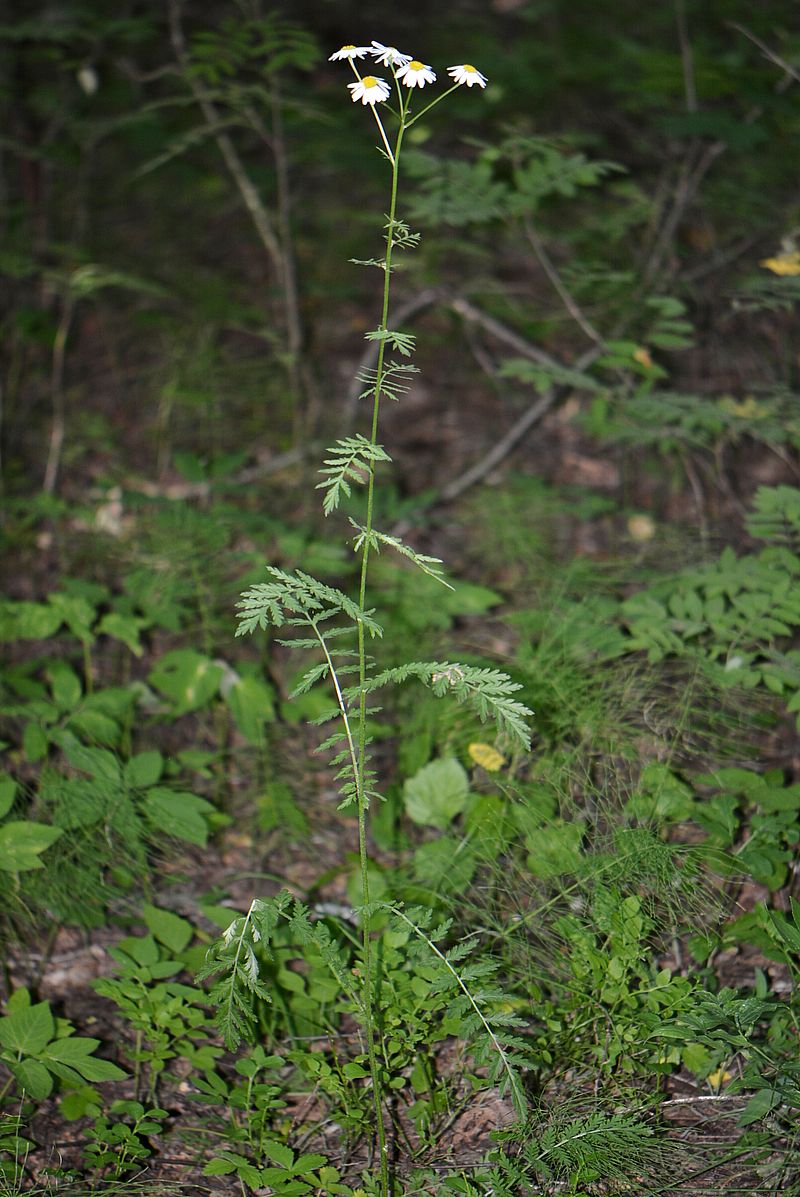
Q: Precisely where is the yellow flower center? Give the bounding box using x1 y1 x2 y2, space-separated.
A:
342 44 355 50
463 64 476 72
362 76 378 88
409 60 424 70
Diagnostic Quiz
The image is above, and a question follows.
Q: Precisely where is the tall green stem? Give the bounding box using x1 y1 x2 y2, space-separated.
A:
352 113 405 1197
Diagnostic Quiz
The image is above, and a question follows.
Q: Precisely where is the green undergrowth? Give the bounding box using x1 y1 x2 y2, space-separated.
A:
3 0 800 1191
2 479 800 1192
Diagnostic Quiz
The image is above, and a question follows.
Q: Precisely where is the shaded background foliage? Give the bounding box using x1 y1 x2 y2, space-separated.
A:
2 0 800 1192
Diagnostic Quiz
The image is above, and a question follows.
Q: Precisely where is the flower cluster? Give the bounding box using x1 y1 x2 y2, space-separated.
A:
329 39 487 105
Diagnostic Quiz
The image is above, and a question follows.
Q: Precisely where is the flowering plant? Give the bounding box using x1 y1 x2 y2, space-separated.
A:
329 39 488 158
210 39 528 1197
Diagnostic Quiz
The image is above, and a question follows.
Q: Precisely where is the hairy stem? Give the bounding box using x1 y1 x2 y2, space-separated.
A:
352 108 406 1197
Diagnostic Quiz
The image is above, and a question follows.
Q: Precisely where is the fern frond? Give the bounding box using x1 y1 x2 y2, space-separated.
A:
364 327 416 357
349 520 454 588
306 706 342 726
525 1106 663 1185
289 662 330 696
236 567 382 638
197 899 285 1049
357 360 419 402
353 660 532 750
316 435 392 515
286 899 359 1002
386 903 529 1117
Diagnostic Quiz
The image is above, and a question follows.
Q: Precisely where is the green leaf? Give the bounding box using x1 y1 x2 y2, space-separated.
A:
224 675 276 743
499 356 600 395
0 601 62 641
60 1085 102 1120
262 1140 294 1169
60 739 121 784
48 662 82 710
316 435 391 516
44 1037 100 1061
149 650 223 715
143 903 194 953
413 837 476 894
403 757 469 830
47 593 96 642
350 522 453 588
124 751 164 788
294 1154 327 1173
96 611 146 656
204 1156 239 1176
67 1055 127 1083
525 820 584 879
12 1058 53 1100
22 722 49 762
739 1087 781 1126
0 999 55 1054
66 709 121 747
143 789 214 846
341 1062 369 1079
0 821 63 871
624 763 694 823
0 775 16 820
42 1037 126 1083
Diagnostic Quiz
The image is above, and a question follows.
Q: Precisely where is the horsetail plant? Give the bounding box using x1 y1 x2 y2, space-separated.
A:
200 41 531 1196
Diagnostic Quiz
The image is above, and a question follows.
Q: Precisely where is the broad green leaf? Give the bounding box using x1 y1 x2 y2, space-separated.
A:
60 739 121 784
0 821 63 871
12 1058 53 1100
5 988 32 1013
0 601 62 641
65 709 121 747
681 1042 713 1076
149 650 223 715
143 903 193 954
204 1157 239 1176
413 837 476 894
341 1062 369 1079
48 662 82 710
44 1037 124 1086
66 1054 127 1083
60 1085 102 1120
47 593 96 642
125 750 164 789
0 1000 55 1053
403 757 469 830
262 1139 294 1169
23 722 49 762
115 933 161 967
143 789 214 846
739 1087 780 1126
96 611 146 656
525 820 584 879
624 763 693 822
294 1154 327 1173
224 675 276 743
44 1037 100 1061
0 775 16 820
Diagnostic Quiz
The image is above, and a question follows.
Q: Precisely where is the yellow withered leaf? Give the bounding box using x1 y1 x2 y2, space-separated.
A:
761 252 800 276
468 742 506 772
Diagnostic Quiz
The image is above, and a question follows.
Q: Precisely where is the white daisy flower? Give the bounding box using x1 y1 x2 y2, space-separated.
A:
396 59 437 88
347 75 391 105
447 63 488 88
77 65 99 95
370 40 412 67
329 44 372 61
